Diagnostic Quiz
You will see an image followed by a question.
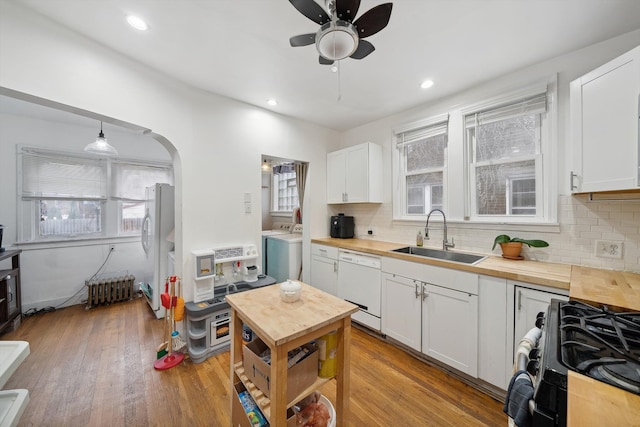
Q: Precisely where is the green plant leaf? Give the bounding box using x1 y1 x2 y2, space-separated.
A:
511 238 549 248
492 234 511 250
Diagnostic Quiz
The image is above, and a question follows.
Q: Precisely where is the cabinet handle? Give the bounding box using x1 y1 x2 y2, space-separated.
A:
422 283 428 301
414 281 421 299
570 171 578 191
518 290 522 311
333 261 337 273
0 298 5 304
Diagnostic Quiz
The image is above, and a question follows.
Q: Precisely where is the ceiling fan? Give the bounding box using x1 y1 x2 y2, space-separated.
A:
288 0 393 65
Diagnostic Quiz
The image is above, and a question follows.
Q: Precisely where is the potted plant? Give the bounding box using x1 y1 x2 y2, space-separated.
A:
492 234 549 259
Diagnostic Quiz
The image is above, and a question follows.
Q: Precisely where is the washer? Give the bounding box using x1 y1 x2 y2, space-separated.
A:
264 224 302 283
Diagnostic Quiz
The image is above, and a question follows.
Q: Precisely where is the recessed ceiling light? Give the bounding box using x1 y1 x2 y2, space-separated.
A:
126 15 148 31
267 99 278 106
420 80 434 89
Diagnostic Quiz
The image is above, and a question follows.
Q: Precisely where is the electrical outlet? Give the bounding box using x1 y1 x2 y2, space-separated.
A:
109 244 116 252
367 228 373 235
595 240 623 259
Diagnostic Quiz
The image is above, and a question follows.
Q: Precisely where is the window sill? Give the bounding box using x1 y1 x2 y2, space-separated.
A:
16 235 141 250
270 211 293 218
392 218 560 234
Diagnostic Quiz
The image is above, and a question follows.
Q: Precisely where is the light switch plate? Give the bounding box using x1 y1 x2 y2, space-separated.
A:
595 240 623 259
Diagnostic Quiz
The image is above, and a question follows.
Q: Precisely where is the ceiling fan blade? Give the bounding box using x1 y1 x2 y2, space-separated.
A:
336 0 361 22
353 3 393 39
290 33 316 47
289 0 330 25
319 56 334 65
350 40 375 59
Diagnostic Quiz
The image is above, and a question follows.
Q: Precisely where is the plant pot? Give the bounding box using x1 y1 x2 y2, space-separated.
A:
499 242 523 259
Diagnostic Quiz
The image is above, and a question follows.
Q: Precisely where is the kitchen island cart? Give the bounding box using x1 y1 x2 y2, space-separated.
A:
226 282 358 426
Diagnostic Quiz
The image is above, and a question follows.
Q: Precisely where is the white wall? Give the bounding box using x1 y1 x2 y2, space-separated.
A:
333 30 640 273
0 2 335 310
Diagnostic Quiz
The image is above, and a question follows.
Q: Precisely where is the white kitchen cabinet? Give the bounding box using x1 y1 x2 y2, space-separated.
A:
422 283 478 377
478 275 511 390
327 142 382 204
381 272 421 351
570 45 640 193
382 256 479 377
513 283 568 350
310 244 338 296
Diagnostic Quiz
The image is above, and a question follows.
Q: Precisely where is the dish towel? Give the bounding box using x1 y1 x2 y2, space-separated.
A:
503 370 534 427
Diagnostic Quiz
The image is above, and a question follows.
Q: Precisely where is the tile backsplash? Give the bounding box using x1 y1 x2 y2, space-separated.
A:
328 195 640 273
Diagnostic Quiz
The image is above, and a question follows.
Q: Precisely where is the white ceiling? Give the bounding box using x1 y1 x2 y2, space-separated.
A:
5 0 640 131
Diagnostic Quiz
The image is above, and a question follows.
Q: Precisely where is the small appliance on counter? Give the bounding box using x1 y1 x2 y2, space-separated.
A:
330 214 354 238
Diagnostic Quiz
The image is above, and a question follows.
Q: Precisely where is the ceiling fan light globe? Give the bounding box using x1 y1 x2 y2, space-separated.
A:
316 20 358 61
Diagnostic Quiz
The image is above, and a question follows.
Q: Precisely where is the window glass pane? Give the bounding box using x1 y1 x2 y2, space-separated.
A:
407 172 443 214
39 200 102 236
406 134 446 171
511 177 536 215
272 171 298 212
121 201 145 233
111 162 173 200
476 115 537 162
407 186 424 214
475 160 535 215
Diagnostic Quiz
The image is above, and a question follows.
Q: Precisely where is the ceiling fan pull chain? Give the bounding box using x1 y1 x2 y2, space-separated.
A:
337 61 342 102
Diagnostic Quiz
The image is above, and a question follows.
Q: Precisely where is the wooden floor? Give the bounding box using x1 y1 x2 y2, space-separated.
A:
4 297 506 426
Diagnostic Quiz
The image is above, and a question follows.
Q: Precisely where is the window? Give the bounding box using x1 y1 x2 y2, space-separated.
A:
394 116 448 218
111 161 173 233
465 92 546 220
271 164 298 213
18 147 172 241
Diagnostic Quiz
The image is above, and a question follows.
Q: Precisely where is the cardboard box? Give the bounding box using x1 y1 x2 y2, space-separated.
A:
232 382 297 427
242 338 318 403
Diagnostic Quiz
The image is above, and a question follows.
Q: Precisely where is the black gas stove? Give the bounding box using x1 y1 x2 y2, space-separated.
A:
532 299 640 426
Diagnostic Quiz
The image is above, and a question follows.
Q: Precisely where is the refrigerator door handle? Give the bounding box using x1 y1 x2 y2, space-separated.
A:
141 212 151 256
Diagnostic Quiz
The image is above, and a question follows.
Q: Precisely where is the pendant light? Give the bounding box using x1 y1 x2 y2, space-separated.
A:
84 121 118 156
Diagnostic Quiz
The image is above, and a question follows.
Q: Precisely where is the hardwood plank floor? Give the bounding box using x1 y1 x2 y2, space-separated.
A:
3 297 506 426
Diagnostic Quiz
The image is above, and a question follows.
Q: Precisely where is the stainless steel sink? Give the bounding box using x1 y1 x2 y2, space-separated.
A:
391 246 486 265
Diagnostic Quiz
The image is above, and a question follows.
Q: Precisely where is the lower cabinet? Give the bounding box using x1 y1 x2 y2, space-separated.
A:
309 244 338 296
422 283 478 377
513 282 568 347
381 273 421 351
381 258 479 377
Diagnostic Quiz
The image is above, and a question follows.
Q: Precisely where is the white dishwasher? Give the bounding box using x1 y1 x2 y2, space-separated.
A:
337 249 382 332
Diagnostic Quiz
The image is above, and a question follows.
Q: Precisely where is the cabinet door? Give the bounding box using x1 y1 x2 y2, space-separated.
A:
513 286 568 348
310 256 338 296
345 144 369 202
381 273 421 351
571 46 640 192
327 149 346 203
422 284 478 377
478 275 509 390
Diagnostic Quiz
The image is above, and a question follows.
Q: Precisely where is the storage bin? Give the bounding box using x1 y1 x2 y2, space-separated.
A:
242 338 318 402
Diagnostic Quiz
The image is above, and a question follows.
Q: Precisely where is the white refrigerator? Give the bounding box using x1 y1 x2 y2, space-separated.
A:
141 183 175 319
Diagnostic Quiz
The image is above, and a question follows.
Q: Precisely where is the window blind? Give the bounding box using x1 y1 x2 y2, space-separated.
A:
396 120 448 148
21 149 107 200
111 161 173 201
464 93 547 128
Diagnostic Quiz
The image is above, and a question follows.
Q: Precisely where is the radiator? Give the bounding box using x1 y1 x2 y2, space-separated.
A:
86 275 136 309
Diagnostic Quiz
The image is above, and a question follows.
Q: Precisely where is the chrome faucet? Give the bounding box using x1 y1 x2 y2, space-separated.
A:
425 209 455 251
226 282 238 295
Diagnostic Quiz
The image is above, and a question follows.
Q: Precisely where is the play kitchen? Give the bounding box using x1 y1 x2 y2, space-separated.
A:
185 244 276 363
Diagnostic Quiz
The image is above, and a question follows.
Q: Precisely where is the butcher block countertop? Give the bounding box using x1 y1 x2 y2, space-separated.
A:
312 237 571 290
570 265 640 311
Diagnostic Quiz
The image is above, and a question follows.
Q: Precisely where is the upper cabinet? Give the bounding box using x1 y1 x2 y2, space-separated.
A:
570 46 640 193
327 142 383 204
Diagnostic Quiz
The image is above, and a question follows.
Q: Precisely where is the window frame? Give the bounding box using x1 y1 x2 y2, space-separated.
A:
462 81 557 224
392 114 449 221
270 168 299 214
17 146 173 242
